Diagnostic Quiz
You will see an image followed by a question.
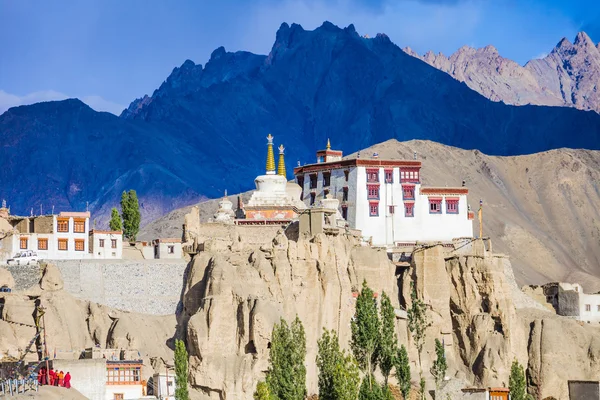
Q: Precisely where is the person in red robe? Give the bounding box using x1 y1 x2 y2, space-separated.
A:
49 368 56 386
38 367 46 385
63 372 71 389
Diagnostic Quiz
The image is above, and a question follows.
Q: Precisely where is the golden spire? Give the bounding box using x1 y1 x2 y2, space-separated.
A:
326 138 331 150
277 144 286 177
266 134 276 174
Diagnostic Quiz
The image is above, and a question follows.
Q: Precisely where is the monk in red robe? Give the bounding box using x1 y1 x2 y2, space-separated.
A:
38 367 46 385
63 372 71 389
49 368 56 386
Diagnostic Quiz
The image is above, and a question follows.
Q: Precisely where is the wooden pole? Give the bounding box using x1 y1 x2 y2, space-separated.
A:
41 307 49 385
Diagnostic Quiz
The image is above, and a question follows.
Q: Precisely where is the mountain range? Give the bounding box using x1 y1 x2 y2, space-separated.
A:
1 22 600 226
404 31 600 113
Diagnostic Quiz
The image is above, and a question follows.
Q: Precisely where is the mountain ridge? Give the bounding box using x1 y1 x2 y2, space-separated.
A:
2 21 600 226
405 31 600 113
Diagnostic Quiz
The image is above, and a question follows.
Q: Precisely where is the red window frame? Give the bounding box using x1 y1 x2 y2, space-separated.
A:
384 169 393 183
369 202 379 217
402 185 415 200
446 198 459 214
405 203 414 217
366 168 379 183
429 198 442 214
367 184 379 200
389 205 395 215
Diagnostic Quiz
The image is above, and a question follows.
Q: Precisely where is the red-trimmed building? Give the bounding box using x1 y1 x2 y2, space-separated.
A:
294 142 474 246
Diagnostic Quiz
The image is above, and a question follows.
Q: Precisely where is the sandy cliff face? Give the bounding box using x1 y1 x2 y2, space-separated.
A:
180 229 399 398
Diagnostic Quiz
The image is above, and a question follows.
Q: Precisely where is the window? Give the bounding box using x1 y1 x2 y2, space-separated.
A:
111 239 117 249
57 218 69 232
405 203 414 217
586 304 591 312
342 187 348 202
401 169 420 183
344 170 349 182
107 365 142 385
20 237 28 249
389 206 395 214
58 239 68 251
342 206 348 220
297 176 304 188
402 186 415 200
429 199 442 214
310 192 316 205
323 172 331 187
384 169 393 183
73 219 85 233
597 305 600 312
369 202 379 217
38 238 48 250
366 169 379 183
75 239 85 251
446 199 459 214
168 245 175 254
309 174 318 189
367 185 379 200
99 239 105 248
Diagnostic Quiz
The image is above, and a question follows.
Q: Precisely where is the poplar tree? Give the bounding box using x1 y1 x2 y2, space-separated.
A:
120 190 141 241
358 376 384 400
509 360 532 400
265 317 307 400
351 280 381 390
430 339 447 389
317 329 360 400
254 381 273 400
109 207 122 231
395 345 411 400
174 339 189 400
379 291 397 385
407 282 431 373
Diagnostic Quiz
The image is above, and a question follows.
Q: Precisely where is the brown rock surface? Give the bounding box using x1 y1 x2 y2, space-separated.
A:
405 32 600 114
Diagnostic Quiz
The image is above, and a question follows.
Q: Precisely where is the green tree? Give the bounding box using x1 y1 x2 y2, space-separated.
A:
430 339 447 389
254 381 273 400
174 339 189 400
379 291 397 385
358 375 384 400
509 360 532 400
395 345 411 400
351 280 381 390
120 190 141 241
407 282 431 373
317 329 360 400
109 207 122 231
265 317 306 400
419 377 426 400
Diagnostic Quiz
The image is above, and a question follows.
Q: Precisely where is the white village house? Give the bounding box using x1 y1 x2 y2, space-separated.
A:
293 141 475 246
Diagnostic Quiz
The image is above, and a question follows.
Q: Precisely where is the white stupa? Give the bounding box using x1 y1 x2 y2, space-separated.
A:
213 190 235 224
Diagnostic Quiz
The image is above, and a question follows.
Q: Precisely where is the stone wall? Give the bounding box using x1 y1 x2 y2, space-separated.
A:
4 260 188 315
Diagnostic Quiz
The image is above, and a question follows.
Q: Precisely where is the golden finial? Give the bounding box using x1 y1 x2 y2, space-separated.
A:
266 134 276 174
326 138 331 150
277 144 286 177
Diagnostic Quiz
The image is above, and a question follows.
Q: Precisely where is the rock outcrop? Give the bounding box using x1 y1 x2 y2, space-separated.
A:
405 31 600 114
180 227 398 398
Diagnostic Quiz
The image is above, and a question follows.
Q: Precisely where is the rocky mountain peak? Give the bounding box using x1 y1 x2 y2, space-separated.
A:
210 46 227 61
574 31 595 48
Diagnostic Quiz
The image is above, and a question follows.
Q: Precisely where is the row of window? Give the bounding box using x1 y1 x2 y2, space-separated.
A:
106 367 141 384
56 218 86 233
367 169 420 184
584 304 600 312
368 199 459 217
20 237 116 251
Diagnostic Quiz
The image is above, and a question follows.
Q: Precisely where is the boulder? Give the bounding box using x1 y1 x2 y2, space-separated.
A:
39 262 64 291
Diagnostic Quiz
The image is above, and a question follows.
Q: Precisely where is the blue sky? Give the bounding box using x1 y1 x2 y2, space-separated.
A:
1 0 598 115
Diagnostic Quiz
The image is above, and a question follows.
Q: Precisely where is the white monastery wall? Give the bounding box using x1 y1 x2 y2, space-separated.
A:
52 358 107 400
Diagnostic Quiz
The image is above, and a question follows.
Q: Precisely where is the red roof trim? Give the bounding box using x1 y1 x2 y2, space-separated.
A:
420 187 469 195
445 197 459 202
428 197 443 201
294 159 421 175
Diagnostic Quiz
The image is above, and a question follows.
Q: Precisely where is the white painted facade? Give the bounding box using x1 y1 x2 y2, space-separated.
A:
151 372 175 400
105 384 143 400
7 212 92 260
89 231 123 259
558 283 600 323
154 240 183 259
294 149 474 247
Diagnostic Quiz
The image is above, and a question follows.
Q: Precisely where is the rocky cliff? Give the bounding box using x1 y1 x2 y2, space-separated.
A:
405 32 600 113
177 223 600 399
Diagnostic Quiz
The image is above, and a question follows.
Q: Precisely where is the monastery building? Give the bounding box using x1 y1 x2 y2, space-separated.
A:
293 141 474 246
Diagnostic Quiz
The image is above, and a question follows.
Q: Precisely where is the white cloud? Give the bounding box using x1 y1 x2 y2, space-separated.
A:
0 90 125 116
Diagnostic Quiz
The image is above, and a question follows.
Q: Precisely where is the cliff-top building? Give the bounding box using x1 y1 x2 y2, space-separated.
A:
294 141 474 246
